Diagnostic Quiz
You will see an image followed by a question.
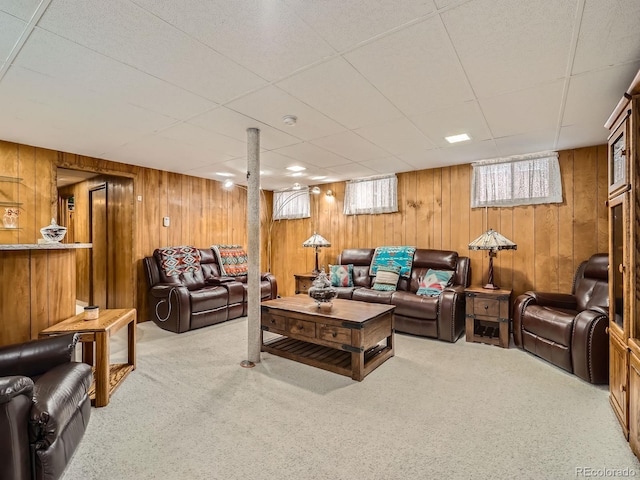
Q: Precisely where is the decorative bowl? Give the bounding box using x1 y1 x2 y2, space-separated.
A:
40 218 67 243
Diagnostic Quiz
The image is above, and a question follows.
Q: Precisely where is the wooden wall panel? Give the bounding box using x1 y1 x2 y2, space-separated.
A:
270 146 609 300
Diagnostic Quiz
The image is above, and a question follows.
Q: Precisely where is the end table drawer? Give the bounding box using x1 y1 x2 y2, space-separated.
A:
317 324 351 345
470 297 500 317
286 318 316 338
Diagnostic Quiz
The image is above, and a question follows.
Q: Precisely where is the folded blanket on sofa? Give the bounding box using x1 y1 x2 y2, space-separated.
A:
370 246 416 278
212 244 249 277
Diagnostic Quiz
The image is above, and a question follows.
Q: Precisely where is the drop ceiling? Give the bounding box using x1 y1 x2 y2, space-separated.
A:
1 0 639 190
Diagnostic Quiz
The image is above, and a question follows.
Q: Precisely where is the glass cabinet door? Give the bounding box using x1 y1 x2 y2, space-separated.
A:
609 119 629 196
610 194 627 336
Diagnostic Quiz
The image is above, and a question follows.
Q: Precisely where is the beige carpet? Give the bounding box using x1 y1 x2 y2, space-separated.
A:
61 318 640 480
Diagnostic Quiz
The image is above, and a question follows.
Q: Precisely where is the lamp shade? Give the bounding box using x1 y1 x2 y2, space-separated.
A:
468 228 517 251
302 232 331 248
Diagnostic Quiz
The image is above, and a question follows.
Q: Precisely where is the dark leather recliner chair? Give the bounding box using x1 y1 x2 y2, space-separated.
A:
512 253 609 384
0 333 92 480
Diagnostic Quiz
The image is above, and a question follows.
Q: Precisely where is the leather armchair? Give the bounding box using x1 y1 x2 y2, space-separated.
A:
0 333 92 480
513 253 609 384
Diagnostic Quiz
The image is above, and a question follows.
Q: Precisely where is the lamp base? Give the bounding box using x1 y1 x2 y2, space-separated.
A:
483 283 499 290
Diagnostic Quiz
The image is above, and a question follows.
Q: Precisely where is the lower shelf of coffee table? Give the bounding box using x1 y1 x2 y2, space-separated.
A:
262 336 389 378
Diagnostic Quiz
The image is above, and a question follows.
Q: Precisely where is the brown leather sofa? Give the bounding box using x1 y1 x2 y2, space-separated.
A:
512 253 609 384
143 247 277 333
0 333 92 480
334 248 471 342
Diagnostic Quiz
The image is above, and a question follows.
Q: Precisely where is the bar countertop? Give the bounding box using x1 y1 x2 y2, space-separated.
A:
0 243 92 250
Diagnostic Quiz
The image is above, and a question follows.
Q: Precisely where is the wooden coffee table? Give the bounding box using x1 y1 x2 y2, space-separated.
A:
261 295 395 381
39 308 136 407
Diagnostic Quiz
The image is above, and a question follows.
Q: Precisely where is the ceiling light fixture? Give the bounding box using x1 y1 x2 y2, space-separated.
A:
445 133 471 144
326 190 334 197
286 166 306 172
216 172 235 177
282 115 297 126
223 179 234 188
311 186 321 195
292 183 302 190
310 176 327 181
291 172 304 177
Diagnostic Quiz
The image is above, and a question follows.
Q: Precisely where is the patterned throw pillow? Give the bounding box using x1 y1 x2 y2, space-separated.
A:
372 265 401 291
212 245 249 277
157 246 201 277
329 264 354 287
416 269 454 296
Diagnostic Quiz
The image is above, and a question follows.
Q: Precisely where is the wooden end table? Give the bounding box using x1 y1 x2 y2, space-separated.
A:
464 286 512 348
294 272 317 294
39 308 136 407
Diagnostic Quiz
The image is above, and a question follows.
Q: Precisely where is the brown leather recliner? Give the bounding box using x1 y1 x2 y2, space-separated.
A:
512 253 609 384
0 333 92 480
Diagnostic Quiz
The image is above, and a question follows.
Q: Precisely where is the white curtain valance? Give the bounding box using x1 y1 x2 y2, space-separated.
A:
272 187 310 220
471 152 563 208
344 174 398 215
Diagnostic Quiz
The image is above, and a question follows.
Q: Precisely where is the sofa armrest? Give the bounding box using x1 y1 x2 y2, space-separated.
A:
0 376 34 405
437 288 466 342
148 284 192 333
521 291 577 310
0 333 79 379
261 272 278 299
205 276 235 285
571 309 610 384
30 362 92 448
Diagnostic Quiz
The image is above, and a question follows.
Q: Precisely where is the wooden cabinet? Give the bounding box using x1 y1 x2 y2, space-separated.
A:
294 272 317 294
464 286 511 348
605 68 640 456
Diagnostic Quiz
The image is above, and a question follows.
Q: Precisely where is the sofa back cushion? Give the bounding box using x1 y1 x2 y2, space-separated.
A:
337 249 375 288
407 249 459 293
574 253 609 311
200 248 224 278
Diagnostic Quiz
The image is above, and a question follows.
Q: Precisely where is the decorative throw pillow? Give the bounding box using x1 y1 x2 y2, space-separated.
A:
416 269 454 296
211 245 249 277
329 264 354 287
372 265 401 292
157 246 201 277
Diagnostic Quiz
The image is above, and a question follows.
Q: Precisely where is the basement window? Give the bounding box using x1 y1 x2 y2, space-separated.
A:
344 174 398 215
471 152 563 208
272 187 310 220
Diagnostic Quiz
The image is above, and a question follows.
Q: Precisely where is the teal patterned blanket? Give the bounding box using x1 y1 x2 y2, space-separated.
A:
369 246 416 278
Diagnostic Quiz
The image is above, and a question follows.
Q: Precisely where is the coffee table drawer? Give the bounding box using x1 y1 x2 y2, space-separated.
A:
317 324 351 345
286 318 316 338
262 313 286 332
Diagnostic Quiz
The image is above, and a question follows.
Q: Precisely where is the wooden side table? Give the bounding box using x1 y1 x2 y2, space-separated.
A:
465 286 511 348
39 308 137 407
294 272 317 294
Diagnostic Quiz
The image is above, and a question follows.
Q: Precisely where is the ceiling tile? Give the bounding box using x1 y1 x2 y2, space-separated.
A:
409 101 491 148
480 81 565 138
358 156 416 174
310 131 389 162
187 106 301 151
225 85 346 141
271 142 351 168
494 129 556 157
157 123 247 158
14 29 217 120
277 57 403 129
0 0 41 21
325 163 378 181
283 0 437 51
132 0 335 81
37 0 266 102
0 12 26 65
354 117 436 155
345 15 474 116
556 123 609 151
442 0 575 98
564 63 640 127
573 0 640 75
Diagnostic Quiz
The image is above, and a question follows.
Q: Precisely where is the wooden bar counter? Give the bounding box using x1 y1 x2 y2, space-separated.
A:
0 243 91 347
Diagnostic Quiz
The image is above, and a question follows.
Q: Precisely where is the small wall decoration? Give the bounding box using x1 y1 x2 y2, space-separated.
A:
2 208 19 228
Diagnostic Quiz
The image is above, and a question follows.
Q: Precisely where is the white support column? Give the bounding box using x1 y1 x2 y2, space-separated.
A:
243 127 261 367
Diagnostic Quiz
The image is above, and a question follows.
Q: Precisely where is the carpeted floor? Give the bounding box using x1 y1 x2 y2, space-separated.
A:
61 318 640 480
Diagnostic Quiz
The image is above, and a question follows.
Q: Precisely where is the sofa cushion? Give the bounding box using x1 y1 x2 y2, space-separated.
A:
157 246 201 277
370 246 416 278
372 265 401 291
416 269 454 296
211 245 249 277
521 305 576 346
329 264 353 287
189 287 228 312
352 288 393 304
392 291 439 319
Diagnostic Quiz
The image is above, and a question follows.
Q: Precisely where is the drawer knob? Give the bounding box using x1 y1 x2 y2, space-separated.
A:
332 332 337 338
270 319 275 323
484 305 489 310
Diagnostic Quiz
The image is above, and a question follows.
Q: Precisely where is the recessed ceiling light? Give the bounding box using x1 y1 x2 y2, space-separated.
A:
310 176 327 180
223 179 234 188
282 115 297 126
290 172 304 177
286 166 306 172
445 133 471 144
216 172 235 177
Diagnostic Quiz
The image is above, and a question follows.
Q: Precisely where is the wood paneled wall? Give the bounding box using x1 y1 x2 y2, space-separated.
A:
271 146 609 300
0 140 268 325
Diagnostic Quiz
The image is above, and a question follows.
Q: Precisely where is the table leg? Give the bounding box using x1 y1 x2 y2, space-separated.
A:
128 318 136 369
94 331 110 407
82 341 94 366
